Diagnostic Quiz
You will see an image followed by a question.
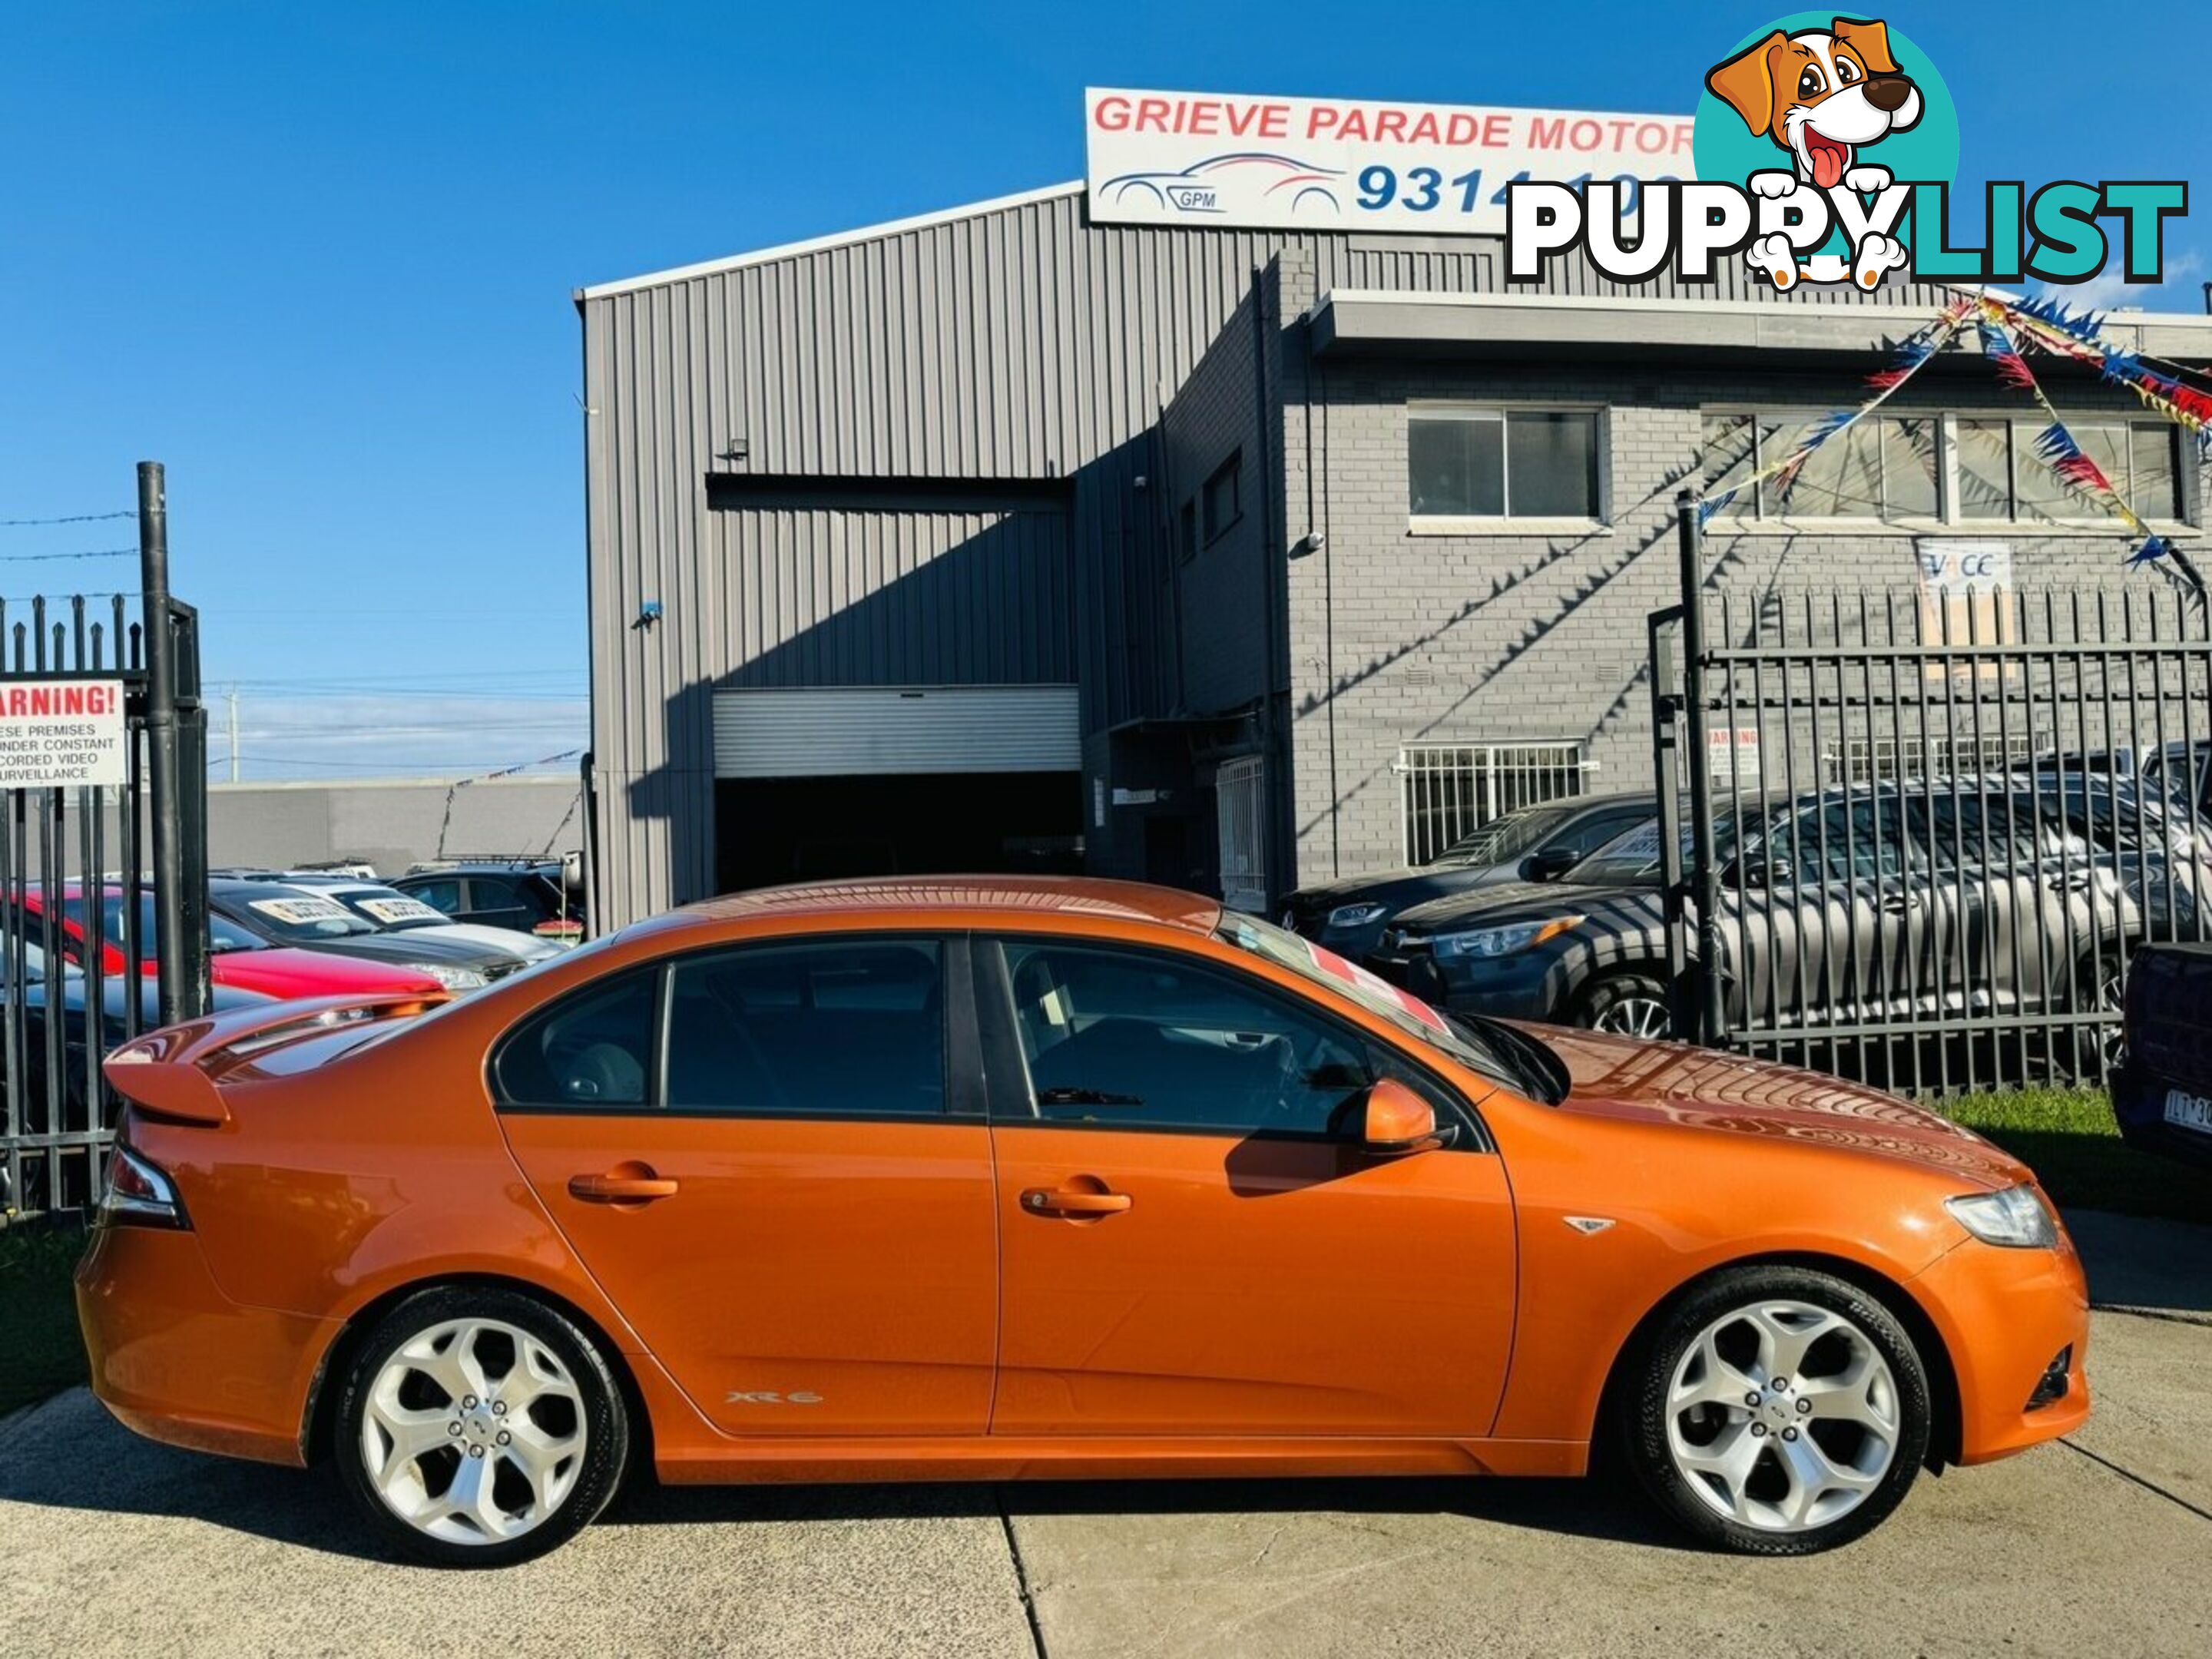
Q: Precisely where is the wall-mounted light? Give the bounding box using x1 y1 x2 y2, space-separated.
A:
634 599 664 630
1289 532 1325 560
719 438 750 463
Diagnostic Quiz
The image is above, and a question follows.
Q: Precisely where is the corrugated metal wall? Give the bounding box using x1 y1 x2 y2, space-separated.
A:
581 182 1955 926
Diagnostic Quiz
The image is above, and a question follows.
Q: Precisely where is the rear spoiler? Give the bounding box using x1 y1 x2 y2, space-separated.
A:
102 992 450 1127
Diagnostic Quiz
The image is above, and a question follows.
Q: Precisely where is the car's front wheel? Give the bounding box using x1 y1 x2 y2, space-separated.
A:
1621 1266 1931 1555
1577 970 1673 1039
333 1286 630 1567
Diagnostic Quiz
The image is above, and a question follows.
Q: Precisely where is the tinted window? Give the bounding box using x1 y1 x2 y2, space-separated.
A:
1551 804 1651 860
406 879 465 916
664 939 944 1116
63 892 263 955
495 969 657 1108
224 890 378 941
1439 803 1575 865
997 940 1374 1136
1746 800 1913 886
465 878 519 915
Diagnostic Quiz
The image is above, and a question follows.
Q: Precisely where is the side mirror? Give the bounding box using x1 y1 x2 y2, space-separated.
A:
1359 1077 1451 1157
1523 846 1581 882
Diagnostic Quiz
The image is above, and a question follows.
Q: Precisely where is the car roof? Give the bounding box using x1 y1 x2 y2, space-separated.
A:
674 875 1224 934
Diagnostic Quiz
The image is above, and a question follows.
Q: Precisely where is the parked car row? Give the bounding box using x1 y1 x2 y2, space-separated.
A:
1286 772 2212 1078
1 862 579 1012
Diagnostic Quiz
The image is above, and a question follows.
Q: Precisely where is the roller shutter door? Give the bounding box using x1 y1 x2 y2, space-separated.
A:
713 685 1081 779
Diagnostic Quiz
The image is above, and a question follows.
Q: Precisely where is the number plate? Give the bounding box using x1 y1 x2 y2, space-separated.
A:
2163 1088 2212 1134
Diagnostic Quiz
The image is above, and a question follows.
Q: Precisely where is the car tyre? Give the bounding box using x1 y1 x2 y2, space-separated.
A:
1621 1265 1931 1555
334 1285 629 1568
2071 944 2133 1081
1576 970 1674 1040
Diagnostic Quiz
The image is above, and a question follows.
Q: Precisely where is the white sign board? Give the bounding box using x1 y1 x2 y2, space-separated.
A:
0 679 126 788
1708 726 1761 788
1086 88 1693 236
1918 541 2014 593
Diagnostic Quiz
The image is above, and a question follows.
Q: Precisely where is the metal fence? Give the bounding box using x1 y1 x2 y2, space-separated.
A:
1653 507 2212 1095
1397 741 1591 865
1 469 207 1220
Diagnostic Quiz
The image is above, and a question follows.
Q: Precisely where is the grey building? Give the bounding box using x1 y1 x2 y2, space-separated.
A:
578 179 2212 930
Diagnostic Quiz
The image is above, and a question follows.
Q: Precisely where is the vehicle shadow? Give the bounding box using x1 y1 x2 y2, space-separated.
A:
1 1389 1691 1561
2066 1207 2212 1316
605 1469 1697 1554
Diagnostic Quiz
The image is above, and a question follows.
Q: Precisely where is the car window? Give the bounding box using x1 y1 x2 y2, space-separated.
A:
1551 804 1651 860
1922 793 2091 864
1438 803 1575 866
663 939 945 1116
995 939 1377 1136
494 969 657 1108
406 879 465 916
1749 799 1911 886
227 891 378 941
63 892 263 955
464 878 518 916
343 888 449 930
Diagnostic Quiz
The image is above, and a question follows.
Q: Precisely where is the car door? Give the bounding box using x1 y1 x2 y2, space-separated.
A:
496 934 999 1436
979 934 1517 1439
464 878 532 931
1727 798 1928 1032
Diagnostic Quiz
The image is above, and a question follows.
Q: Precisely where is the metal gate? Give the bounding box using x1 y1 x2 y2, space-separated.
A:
1 465 209 1218
1653 494 2212 1095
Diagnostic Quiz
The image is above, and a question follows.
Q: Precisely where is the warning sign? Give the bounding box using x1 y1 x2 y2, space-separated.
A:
0 680 127 789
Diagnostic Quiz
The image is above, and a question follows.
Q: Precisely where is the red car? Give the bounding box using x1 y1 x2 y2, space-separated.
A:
22 887 442 1002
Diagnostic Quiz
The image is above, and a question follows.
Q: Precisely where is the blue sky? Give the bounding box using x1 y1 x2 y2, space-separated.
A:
4 2 2206 779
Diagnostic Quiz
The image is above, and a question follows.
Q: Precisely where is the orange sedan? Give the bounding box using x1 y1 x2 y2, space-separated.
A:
77 877 2088 1565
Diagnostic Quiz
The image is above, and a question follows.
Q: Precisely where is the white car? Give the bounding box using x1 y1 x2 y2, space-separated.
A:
270 876 564 966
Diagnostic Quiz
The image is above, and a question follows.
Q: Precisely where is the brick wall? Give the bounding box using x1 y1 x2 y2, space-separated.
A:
1277 309 2209 886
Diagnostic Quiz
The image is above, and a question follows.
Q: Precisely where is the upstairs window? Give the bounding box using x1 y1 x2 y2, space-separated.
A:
1704 411 2186 525
1202 454 1242 542
1409 409 1602 521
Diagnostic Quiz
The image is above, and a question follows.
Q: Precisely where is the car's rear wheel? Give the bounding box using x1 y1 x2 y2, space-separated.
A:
334 1286 629 1567
1621 1266 1930 1555
1578 970 1672 1039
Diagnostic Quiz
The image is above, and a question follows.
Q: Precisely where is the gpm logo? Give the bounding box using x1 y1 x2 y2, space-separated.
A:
1506 13 2187 291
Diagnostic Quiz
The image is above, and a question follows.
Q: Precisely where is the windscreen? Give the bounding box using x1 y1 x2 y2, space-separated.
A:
1214 911 1540 1097
1435 803 1575 867
230 891 379 942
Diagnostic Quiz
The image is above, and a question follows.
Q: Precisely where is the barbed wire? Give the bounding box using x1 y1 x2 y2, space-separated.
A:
0 511 134 528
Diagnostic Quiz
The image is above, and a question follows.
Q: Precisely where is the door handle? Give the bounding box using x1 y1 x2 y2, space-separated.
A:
1021 1185 1132 1217
568 1168 679 1204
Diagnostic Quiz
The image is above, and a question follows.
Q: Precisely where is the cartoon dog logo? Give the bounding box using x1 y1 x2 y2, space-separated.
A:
1706 17 1923 290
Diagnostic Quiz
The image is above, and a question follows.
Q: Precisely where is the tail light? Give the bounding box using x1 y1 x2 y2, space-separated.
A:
98 1138 189 1230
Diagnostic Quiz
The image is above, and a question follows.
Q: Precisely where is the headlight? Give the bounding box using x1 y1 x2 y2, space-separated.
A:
1945 1184 2058 1249
411 962 488 992
1327 902 1388 929
1431 916 1585 960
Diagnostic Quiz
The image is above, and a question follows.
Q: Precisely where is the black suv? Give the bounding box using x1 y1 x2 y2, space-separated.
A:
388 862 580 942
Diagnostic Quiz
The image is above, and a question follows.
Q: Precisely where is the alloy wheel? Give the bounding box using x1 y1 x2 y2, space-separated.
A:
1592 995 1671 1039
2097 968 2128 1073
1664 1299 1900 1535
359 1316 588 1547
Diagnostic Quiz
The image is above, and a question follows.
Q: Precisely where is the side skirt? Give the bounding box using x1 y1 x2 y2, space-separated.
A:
654 1435 1588 1485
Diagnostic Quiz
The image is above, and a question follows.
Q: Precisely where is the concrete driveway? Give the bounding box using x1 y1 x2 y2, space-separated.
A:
5 1214 2207 1659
